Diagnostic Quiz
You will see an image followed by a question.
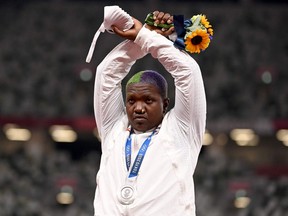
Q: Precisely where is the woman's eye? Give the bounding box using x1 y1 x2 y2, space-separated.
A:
146 98 153 103
127 99 134 104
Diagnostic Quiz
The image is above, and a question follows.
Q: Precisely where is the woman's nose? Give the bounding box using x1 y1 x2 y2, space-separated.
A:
135 102 145 114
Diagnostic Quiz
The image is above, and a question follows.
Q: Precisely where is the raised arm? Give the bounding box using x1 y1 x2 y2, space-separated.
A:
94 40 146 141
104 12 206 148
134 25 207 148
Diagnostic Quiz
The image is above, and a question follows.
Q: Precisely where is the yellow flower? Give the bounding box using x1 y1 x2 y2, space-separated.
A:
201 15 212 29
200 14 213 37
208 27 214 36
184 29 211 53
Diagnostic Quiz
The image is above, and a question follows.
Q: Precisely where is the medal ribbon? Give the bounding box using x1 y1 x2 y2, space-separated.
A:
125 130 155 178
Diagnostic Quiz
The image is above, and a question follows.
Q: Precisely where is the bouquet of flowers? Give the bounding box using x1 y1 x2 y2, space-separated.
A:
145 13 213 54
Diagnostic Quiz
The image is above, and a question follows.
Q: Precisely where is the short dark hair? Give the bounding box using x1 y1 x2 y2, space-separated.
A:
126 70 168 98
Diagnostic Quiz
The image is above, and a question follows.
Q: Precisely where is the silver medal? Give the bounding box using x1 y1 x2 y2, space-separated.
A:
117 185 135 205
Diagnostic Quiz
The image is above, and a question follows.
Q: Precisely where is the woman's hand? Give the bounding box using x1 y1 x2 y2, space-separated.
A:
112 11 174 40
112 17 143 41
145 11 174 37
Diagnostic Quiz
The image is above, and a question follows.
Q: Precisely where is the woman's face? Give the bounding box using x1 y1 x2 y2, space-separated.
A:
125 83 169 132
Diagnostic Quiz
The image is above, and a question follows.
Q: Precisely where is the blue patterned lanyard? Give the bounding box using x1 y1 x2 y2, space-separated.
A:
125 130 155 178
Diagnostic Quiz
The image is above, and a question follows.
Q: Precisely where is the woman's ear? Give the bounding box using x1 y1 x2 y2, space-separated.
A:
163 98 170 113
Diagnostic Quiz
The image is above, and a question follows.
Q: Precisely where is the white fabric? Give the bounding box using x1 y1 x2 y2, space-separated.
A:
93 26 207 216
86 5 134 63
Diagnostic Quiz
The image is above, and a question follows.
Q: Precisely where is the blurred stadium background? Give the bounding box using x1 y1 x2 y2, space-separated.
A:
0 0 288 215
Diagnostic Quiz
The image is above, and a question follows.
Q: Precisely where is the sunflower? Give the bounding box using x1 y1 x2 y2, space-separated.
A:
200 15 214 38
200 15 212 29
184 29 211 53
207 27 214 36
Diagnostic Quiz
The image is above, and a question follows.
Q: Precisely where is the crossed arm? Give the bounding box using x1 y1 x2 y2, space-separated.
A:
95 11 206 149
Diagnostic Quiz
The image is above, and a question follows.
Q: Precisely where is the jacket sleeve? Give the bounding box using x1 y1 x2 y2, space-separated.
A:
94 40 147 142
134 27 207 149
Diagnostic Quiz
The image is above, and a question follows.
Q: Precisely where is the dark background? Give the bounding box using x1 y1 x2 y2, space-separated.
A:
0 0 288 215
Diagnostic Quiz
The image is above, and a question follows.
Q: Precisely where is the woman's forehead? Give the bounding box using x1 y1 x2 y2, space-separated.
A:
126 83 161 95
